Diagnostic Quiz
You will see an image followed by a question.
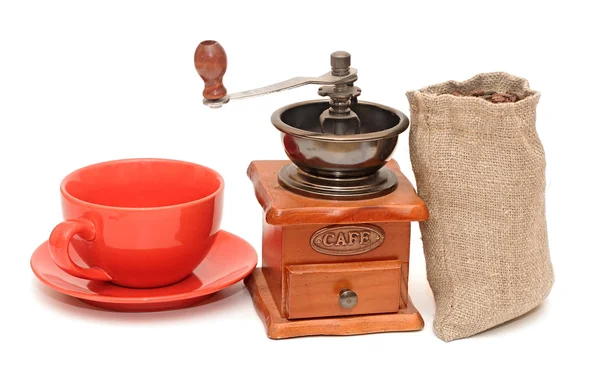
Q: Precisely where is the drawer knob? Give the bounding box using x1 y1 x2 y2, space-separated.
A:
339 289 358 309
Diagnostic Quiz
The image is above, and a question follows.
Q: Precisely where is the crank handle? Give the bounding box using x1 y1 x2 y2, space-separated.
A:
194 40 357 108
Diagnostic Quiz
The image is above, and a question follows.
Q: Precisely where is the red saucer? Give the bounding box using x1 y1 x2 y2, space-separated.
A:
31 230 257 312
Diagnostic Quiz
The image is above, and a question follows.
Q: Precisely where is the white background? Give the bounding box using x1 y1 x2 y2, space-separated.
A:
1 0 598 372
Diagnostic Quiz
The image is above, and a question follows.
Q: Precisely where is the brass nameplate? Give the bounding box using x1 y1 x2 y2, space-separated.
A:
310 224 385 256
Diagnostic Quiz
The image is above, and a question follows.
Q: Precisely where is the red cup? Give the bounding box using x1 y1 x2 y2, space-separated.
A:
48 158 224 288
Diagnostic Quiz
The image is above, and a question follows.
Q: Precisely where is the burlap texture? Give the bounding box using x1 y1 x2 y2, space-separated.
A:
406 72 554 342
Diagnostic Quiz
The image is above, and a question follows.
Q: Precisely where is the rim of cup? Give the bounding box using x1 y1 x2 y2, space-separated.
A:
59 158 224 211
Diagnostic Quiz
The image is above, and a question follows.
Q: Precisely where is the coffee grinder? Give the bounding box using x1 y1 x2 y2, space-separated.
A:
194 40 428 339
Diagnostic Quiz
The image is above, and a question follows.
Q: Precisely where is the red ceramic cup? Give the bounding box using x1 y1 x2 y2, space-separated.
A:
48 158 224 288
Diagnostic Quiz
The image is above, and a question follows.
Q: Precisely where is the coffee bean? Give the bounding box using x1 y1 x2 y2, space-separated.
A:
491 93 507 103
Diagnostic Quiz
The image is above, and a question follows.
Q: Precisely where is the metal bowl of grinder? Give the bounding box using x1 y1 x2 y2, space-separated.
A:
272 100 409 200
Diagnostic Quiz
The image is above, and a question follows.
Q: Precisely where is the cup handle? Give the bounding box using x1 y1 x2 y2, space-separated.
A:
48 218 112 281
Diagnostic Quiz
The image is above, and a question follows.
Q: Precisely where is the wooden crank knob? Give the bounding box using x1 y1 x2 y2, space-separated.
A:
194 40 227 100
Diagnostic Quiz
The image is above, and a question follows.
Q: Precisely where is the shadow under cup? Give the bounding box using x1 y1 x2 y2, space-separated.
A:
50 158 224 289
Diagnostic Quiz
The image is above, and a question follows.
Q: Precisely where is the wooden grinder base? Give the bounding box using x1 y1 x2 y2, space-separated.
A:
245 268 424 339
245 160 428 339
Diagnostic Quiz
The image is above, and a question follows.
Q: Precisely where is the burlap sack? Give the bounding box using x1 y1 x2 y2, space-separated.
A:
406 72 554 342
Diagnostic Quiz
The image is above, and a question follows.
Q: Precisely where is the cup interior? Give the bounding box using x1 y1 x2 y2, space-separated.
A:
62 159 223 208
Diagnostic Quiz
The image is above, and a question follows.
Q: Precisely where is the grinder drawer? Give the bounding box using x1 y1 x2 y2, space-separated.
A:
285 260 402 319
